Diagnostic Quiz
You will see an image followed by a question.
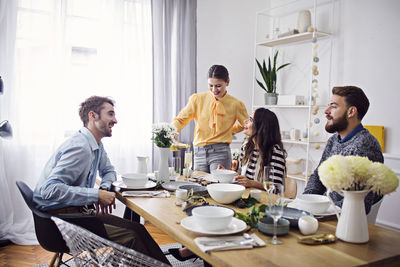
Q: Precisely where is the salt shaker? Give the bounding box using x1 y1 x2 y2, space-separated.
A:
298 216 319 235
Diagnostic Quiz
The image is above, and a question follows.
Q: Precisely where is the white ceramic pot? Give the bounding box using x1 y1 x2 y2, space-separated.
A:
158 147 170 182
335 190 369 243
264 93 278 105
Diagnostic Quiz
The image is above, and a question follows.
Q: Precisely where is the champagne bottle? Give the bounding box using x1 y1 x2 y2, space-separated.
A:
170 141 190 151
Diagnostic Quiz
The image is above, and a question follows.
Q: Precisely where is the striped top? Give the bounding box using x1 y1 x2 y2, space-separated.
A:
239 143 286 185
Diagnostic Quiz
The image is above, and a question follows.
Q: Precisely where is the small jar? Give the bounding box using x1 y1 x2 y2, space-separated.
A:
250 189 262 202
175 188 188 206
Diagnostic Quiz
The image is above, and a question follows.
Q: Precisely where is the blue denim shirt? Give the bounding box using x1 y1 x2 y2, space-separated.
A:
33 127 116 211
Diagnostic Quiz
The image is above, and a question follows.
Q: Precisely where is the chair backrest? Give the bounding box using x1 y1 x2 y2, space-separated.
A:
52 217 170 267
16 181 108 254
367 197 384 224
16 181 70 253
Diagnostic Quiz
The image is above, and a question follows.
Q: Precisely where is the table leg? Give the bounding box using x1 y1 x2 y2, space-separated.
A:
123 207 140 223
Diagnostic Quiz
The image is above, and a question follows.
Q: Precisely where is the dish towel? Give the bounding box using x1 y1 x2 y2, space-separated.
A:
194 233 266 253
122 190 170 198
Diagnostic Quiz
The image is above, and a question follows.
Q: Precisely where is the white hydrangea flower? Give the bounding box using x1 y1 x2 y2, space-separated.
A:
367 162 399 195
319 155 353 191
346 156 371 188
318 155 398 195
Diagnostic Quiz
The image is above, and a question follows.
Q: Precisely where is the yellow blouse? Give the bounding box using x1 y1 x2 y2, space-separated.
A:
172 91 249 146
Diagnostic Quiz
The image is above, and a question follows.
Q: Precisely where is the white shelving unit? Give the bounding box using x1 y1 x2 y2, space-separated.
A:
251 0 335 191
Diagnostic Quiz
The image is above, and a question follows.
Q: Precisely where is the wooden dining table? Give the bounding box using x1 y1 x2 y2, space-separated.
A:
115 180 400 267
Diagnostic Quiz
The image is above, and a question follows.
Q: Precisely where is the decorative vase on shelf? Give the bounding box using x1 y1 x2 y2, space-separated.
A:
264 93 278 105
297 10 311 33
335 190 369 243
158 147 170 183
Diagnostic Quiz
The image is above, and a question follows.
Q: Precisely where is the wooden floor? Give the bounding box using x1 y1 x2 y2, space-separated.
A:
0 222 176 267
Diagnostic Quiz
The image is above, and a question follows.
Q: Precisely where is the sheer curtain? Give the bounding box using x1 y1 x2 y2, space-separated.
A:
0 0 153 245
152 0 197 166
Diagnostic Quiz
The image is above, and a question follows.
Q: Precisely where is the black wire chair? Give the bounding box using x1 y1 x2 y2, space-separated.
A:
16 181 108 267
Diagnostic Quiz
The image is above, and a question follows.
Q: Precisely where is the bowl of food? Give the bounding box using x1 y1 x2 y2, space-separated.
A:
207 183 245 204
211 169 237 183
258 216 290 236
192 206 234 231
121 173 148 187
296 194 331 214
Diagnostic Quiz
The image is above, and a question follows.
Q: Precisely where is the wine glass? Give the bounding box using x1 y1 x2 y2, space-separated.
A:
263 166 285 245
184 151 193 178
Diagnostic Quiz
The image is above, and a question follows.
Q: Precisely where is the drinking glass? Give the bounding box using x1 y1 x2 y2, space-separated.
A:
263 166 285 245
184 151 193 178
173 156 182 179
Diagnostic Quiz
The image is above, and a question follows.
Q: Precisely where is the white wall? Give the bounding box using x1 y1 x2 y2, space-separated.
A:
335 0 400 155
197 0 267 111
197 0 400 230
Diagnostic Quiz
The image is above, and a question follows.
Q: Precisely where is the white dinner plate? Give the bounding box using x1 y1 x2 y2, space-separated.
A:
287 201 341 217
112 180 157 190
180 216 247 235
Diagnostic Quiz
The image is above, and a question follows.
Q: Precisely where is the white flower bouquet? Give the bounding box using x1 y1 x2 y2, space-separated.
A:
318 155 399 195
231 149 240 160
152 123 177 148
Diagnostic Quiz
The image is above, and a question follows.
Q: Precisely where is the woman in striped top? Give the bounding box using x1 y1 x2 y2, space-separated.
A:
234 108 286 189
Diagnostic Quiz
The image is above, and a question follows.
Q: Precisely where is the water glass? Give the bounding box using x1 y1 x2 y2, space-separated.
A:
173 156 182 177
263 166 285 245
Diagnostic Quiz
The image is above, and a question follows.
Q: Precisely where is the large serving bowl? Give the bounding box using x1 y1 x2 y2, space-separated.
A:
211 169 237 183
192 206 234 231
296 194 330 214
207 183 245 204
121 173 148 187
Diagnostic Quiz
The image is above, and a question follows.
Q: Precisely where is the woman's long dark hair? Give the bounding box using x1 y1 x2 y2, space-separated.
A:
242 108 286 176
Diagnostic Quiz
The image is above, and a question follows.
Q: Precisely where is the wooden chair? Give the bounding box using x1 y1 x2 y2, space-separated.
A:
285 177 297 199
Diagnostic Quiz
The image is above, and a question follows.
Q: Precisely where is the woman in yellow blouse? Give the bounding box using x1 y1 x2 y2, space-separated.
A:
172 65 248 172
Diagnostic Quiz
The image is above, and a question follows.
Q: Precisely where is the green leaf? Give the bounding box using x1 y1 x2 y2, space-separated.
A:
256 79 267 91
277 62 291 71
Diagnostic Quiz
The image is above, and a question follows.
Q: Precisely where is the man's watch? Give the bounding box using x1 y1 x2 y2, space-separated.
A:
100 185 109 191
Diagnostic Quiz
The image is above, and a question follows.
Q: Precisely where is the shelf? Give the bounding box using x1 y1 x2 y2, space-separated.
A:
287 173 307 181
257 31 330 47
282 139 325 145
254 105 310 109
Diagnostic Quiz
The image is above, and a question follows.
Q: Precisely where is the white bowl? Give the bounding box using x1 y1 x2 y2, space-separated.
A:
207 183 245 204
296 194 330 214
211 169 237 183
122 173 148 187
192 206 234 231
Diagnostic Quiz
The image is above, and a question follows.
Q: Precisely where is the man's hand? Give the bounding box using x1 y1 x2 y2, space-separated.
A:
97 190 116 215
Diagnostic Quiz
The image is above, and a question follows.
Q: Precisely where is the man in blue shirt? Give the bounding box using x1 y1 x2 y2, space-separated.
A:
33 96 170 264
304 86 383 214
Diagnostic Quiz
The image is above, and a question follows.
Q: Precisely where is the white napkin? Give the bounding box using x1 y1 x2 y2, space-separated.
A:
194 233 266 253
122 190 170 198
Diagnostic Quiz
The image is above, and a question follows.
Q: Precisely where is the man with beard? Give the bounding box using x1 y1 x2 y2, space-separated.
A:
33 96 170 264
303 86 383 214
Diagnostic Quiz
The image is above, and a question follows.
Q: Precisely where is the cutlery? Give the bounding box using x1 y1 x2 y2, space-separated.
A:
199 233 254 247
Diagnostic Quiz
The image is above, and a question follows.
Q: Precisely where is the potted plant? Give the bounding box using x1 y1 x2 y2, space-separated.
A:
256 51 290 105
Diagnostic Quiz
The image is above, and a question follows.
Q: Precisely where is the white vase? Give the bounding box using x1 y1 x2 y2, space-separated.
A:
158 147 170 183
335 190 369 243
297 10 311 33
